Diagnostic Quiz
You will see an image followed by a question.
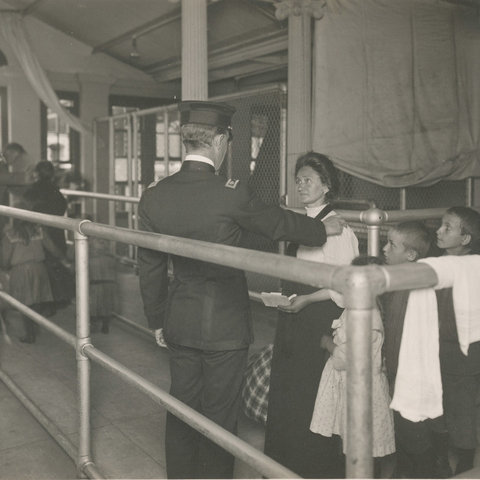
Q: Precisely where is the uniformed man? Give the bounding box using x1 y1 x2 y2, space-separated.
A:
136 100 345 479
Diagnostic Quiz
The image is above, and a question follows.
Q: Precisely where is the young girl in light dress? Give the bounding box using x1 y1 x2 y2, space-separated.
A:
310 255 395 477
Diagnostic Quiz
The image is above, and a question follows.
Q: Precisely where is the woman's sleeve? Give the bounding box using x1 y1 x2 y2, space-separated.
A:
233 182 328 247
322 225 359 307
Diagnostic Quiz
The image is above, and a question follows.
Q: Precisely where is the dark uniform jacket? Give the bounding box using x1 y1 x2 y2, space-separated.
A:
137 160 329 351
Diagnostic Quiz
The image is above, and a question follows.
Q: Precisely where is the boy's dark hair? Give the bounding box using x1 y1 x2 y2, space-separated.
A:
391 221 431 259
351 255 384 267
294 152 339 202
446 206 480 253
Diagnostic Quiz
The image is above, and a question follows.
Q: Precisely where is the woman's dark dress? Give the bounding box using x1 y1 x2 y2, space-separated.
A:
24 179 73 307
264 227 344 478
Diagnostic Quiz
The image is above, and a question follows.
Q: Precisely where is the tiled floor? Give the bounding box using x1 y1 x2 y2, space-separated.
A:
0 266 277 480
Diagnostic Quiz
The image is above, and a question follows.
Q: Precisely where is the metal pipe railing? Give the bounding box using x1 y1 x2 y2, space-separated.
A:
0 206 316 478
60 189 140 204
0 368 78 460
112 312 155 338
0 204 448 478
82 343 299 479
61 189 453 289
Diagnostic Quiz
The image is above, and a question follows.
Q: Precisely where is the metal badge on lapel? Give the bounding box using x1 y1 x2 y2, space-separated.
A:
225 179 239 189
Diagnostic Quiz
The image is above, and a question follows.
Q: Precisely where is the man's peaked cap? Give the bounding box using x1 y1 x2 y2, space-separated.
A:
178 101 236 130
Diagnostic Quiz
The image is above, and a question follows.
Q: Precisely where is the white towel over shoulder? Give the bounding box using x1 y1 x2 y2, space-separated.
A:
390 255 480 422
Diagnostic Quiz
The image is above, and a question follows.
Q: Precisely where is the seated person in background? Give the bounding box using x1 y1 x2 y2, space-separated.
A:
24 161 70 314
382 220 451 479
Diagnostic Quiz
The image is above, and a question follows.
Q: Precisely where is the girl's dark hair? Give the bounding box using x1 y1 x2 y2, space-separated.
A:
294 152 340 202
12 200 36 244
35 160 55 181
446 206 480 254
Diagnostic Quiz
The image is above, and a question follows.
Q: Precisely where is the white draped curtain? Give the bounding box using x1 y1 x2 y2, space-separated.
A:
0 12 91 136
313 0 480 187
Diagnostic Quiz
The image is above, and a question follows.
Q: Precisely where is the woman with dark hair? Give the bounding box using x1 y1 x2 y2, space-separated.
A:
264 152 359 478
24 161 72 312
24 161 67 253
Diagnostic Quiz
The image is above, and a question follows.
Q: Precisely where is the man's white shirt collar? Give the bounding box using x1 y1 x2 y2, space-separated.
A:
185 154 215 168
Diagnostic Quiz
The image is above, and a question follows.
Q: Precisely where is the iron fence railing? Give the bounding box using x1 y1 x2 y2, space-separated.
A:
2 202 477 477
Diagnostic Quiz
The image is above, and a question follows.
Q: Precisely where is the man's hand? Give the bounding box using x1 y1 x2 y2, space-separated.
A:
154 328 167 348
323 215 345 237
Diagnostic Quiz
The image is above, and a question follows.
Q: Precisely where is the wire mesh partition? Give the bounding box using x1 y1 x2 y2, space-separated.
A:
93 85 288 293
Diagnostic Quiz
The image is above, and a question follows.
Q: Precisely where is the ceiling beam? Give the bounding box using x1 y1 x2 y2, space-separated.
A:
21 0 44 16
238 0 279 22
92 9 181 54
207 61 287 82
92 0 221 55
249 54 288 65
147 30 287 80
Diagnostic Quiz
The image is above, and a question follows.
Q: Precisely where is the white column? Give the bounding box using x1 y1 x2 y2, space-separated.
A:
181 0 208 100
77 73 114 221
275 0 326 207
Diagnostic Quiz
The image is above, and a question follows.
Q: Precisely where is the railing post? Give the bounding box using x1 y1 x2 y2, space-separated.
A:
338 266 385 479
126 115 134 259
399 187 407 210
279 84 287 258
360 208 387 257
93 120 98 221
466 177 473 207
75 223 93 478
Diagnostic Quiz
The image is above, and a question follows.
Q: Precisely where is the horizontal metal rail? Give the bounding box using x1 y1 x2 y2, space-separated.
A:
0 293 105 479
0 204 446 478
0 291 76 348
0 369 78 460
0 205 439 295
82 344 299 478
0 206 308 478
60 189 140 204
94 84 287 121
0 285 297 478
112 312 155 338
